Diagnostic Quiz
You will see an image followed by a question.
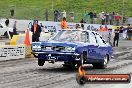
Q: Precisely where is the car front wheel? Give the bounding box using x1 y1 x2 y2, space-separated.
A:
38 59 45 66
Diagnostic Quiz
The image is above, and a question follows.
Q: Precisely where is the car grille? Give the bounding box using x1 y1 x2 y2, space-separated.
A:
41 45 65 51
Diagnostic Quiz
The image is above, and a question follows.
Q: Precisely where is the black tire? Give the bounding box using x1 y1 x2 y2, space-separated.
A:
77 54 84 69
92 55 109 69
38 59 45 66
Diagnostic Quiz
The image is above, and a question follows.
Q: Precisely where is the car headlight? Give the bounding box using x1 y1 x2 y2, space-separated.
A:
64 47 75 52
32 45 41 51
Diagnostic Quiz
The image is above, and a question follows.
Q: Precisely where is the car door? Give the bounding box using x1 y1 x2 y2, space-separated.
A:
95 33 108 59
86 31 98 60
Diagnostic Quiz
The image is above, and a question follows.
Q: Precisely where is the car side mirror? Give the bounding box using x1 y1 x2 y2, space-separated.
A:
97 44 100 48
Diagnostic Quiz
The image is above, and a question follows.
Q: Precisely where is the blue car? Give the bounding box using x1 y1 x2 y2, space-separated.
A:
31 29 113 69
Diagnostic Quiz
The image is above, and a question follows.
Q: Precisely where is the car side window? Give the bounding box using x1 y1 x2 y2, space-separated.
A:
89 32 97 44
96 34 106 45
81 31 89 42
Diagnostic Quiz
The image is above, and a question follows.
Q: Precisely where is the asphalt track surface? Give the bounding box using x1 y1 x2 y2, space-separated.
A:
0 40 132 88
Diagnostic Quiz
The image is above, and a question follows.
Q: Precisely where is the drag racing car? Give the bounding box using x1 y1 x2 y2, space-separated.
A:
32 29 113 69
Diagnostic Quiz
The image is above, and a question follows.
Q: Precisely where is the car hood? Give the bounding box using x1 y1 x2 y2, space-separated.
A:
32 40 86 47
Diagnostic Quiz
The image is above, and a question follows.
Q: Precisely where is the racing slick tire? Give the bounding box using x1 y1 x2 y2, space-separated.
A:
77 54 84 69
92 55 109 69
38 59 45 66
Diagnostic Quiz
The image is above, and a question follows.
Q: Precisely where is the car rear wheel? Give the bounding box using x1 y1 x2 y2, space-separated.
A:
92 55 109 69
38 59 45 66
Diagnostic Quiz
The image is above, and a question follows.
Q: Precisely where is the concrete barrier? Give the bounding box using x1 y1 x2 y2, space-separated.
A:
0 44 25 61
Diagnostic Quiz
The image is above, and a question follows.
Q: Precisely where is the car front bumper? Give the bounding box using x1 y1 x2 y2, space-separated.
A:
31 51 80 61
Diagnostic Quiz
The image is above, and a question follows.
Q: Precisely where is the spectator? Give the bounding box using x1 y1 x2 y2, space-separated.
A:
5 18 9 27
113 27 120 47
61 10 66 18
93 12 97 24
82 11 89 23
98 25 103 31
13 21 18 35
99 12 106 25
75 24 81 29
80 19 86 23
70 12 74 22
122 16 126 25
81 24 84 30
4 18 10 38
108 29 112 45
114 13 121 26
61 17 67 29
88 11 94 24
31 20 42 42
45 9 48 21
54 10 59 22
10 9 14 17
99 25 108 31
119 26 124 39
109 12 114 25
103 25 108 31
105 13 109 24
127 25 132 40
127 17 132 25
40 23 44 32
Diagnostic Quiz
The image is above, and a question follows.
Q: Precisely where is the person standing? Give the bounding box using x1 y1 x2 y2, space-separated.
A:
113 27 120 47
93 12 97 24
31 20 42 42
61 17 67 29
61 10 66 18
127 25 132 40
80 19 86 23
109 12 114 25
114 13 121 26
82 11 88 23
105 13 109 25
45 9 48 21
88 11 94 24
54 10 58 22
10 9 14 17
40 23 44 32
5 18 9 27
99 12 106 25
13 21 18 35
4 18 10 38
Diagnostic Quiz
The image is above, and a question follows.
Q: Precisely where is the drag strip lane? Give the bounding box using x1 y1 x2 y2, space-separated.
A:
0 46 132 88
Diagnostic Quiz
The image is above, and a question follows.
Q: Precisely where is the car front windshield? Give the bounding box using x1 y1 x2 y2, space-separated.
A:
51 30 83 42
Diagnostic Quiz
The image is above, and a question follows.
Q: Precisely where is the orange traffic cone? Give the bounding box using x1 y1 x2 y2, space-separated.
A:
24 29 30 45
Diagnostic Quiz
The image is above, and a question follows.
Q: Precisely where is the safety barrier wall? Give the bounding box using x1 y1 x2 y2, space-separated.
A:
0 44 25 61
0 18 114 31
